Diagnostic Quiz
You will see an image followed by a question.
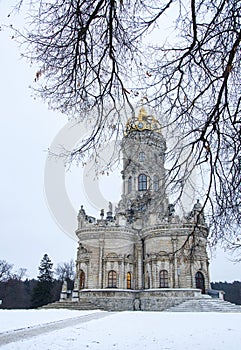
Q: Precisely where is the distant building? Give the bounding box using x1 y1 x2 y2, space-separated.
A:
66 107 210 310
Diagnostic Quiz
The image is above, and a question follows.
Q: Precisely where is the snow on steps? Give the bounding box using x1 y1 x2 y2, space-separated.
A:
164 298 241 312
41 300 103 311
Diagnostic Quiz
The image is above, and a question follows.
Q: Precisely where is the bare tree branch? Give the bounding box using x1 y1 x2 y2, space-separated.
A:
12 0 241 252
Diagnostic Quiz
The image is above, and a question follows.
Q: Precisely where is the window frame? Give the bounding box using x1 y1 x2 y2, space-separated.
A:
108 270 117 288
159 269 169 288
128 176 132 193
139 152 145 162
127 272 131 289
138 174 147 191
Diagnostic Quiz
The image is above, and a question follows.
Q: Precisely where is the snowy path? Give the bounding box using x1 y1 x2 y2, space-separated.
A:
0 311 241 349
0 311 111 346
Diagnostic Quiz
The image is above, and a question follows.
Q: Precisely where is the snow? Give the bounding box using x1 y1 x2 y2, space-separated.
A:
1 309 241 349
0 309 98 333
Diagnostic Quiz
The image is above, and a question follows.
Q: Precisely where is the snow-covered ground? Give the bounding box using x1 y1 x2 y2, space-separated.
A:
0 309 241 349
0 309 99 333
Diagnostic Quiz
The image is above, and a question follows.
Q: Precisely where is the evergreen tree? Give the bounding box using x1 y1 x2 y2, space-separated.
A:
38 254 54 282
31 254 54 308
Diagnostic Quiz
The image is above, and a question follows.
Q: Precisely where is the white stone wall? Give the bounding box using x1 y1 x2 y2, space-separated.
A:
73 114 211 299
75 222 210 293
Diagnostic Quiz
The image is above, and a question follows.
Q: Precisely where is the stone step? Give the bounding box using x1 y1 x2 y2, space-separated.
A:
164 298 241 312
41 301 102 311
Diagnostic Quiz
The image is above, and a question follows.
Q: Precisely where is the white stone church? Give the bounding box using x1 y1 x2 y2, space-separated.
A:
64 107 211 311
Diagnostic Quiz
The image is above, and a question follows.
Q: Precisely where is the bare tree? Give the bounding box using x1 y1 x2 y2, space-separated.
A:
12 268 28 281
0 260 13 281
55 260 75 281
223 237 241 262
13 1 240 247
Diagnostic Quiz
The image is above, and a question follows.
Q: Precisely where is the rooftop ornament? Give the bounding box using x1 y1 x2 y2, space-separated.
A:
125 107 162 135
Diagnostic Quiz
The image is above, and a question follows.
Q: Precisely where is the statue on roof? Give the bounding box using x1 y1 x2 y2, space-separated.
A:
108 201 113 212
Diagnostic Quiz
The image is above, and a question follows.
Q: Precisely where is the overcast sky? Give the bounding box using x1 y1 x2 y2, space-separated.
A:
0 1 240 281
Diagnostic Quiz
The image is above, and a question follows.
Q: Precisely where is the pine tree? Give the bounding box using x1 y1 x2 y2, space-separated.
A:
31 254 54 308
38 254 53 283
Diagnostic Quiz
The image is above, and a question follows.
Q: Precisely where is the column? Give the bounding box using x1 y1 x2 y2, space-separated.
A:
150 260 154 289
171 237 178 288
135 242 143 289
98 239 104 288
118 260 123 288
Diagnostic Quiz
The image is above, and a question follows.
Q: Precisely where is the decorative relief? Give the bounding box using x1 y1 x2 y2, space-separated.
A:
78 243 88 254
106 252 118 258
77 243 91 262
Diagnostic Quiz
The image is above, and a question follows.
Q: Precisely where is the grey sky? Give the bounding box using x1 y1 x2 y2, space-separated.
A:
0 1 240 281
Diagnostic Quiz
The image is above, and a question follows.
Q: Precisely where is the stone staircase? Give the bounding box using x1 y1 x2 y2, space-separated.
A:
41 300 103 311
41 297 241 313
164 298 241 312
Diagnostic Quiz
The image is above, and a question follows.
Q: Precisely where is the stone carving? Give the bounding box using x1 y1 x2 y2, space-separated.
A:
87 215 96 223
193 199 202 212
77 244 89 259
78 205 86 217
133 298 141 311
74 278 79 290
106 202 114 221
108 202 113 212
186 200 205 224
61 280 68 292
168 204 175 217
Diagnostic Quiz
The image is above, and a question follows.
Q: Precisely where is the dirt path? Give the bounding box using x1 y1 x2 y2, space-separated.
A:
0 311 115 346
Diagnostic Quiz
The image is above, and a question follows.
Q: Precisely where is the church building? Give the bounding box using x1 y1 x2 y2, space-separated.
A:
68 107 211 311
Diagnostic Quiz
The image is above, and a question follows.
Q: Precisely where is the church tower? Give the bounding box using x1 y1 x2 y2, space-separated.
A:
117 106 169 228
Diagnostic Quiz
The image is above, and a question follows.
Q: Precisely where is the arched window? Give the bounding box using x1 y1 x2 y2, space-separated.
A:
108 270 117 288
195 271 205 294
139 152 145 162
128 176 132 193
160 270 169 288
138 174 147 191
127 272 131 289
79 270 85 289
153 175 159 192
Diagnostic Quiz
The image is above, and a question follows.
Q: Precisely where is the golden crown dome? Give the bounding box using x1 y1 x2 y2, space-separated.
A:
125 107 162 134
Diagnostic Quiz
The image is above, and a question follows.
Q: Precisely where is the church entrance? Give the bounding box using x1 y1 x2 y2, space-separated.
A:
195 271 205 293
79 270 85 289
